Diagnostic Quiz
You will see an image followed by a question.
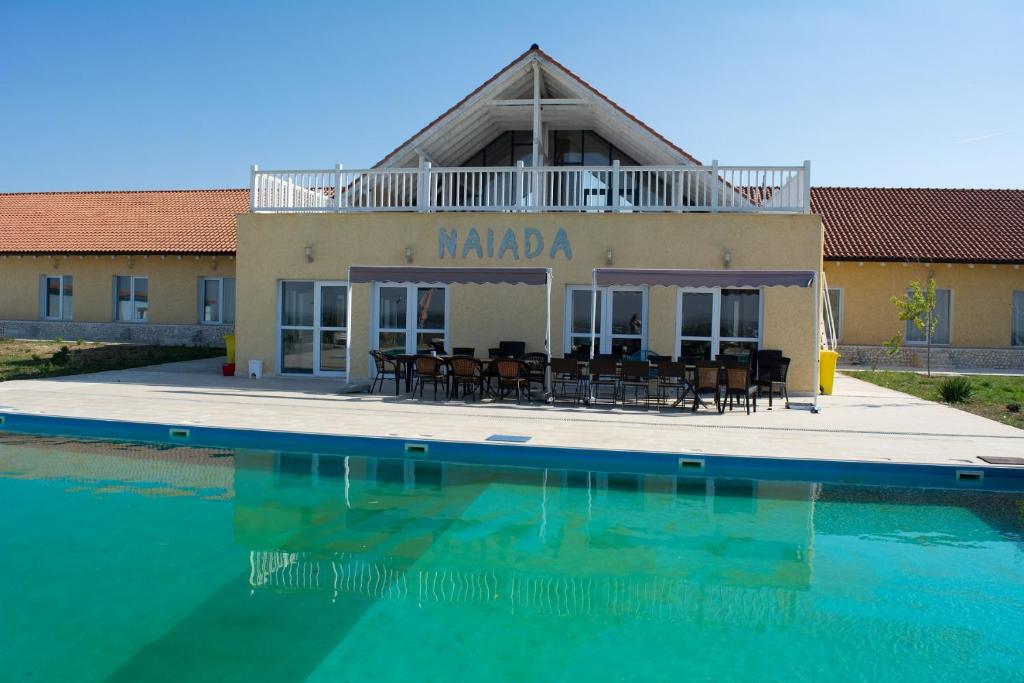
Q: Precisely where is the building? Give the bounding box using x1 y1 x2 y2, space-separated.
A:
237 46 823 391
2 47 1022 382
0 189 245 345
817 187 1024 369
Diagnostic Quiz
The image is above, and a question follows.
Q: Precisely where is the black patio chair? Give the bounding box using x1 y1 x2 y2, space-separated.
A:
522 352 548 395
656 361 690 407
620 360 652 408
452 347 475 357
550 357 584 406
498 340 526 358
588 357 620 405
369 350 402 396
757 356 791 409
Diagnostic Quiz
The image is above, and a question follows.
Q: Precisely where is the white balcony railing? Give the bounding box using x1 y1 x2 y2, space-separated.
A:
250 160 810 214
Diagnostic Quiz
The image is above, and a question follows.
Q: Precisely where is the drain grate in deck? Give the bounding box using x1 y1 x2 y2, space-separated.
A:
978 456 1024 465
486 434 532 443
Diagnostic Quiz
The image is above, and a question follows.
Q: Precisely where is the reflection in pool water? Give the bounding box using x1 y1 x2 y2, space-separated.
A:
1 434 1022 682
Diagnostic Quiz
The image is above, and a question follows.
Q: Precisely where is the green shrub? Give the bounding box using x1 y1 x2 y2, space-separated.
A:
51 345 71 366
938 376 973 404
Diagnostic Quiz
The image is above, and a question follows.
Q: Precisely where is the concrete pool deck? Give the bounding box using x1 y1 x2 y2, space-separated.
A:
1 357 1021 467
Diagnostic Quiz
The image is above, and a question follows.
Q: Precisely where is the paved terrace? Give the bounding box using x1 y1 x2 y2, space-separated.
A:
1 358 1021 466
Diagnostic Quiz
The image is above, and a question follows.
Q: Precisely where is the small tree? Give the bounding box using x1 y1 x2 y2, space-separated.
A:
884 277 939 376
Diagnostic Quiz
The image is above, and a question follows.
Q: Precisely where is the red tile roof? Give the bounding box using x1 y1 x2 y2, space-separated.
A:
814 187 1024 264
0 188 247 254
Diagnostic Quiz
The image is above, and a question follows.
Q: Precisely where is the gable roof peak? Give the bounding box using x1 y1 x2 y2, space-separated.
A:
375 47 700 169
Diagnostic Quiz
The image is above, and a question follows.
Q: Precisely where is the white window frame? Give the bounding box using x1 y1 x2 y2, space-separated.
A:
199 277 234 325
276 280 349 378
42 274 72 320
825 287 843 345
114 275 149 323
563 285 648 355
905 288 952 346
674 287 764 360
370 282 450 357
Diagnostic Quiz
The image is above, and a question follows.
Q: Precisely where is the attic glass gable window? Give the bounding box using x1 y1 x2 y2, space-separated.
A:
461 130 636 167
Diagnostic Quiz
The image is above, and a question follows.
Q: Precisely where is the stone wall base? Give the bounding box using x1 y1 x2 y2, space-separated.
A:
0 320 230 347
837 344 1024 370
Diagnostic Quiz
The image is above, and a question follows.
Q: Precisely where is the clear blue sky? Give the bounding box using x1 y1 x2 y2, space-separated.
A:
2 1 1022 192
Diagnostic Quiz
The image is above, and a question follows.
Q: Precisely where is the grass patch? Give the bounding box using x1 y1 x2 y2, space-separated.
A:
849 370 1024 430
0 338 225 382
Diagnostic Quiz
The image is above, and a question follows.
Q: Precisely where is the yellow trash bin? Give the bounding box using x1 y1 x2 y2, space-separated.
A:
224 334 236 365
819 349 840 395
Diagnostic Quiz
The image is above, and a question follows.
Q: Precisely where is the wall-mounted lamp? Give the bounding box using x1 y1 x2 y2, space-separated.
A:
304 245 314 263
404 246 414 264
605 248 614 266
127 255 135 270
211 255 218 271
722 249 732 269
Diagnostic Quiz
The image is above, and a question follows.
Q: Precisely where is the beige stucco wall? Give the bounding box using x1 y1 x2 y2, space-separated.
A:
824 260 1024 347
236 212 823 391
0 254 235 324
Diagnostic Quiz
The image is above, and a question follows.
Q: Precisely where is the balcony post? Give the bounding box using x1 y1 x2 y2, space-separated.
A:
334 163 343 211
803 160 811 214
515 160 525 211
249 164 258 212
611 160 620 212
418 160 432 213
710 160 719 214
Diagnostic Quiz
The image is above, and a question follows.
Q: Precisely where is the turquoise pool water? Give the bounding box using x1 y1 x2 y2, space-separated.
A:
1 432 1022 682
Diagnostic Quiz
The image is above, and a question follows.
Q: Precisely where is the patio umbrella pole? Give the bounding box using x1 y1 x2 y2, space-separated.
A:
346 266 353 387
545 268 552 402
589 269 598 403
812 269 820 414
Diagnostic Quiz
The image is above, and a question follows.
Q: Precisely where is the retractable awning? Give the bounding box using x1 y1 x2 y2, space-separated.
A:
349 266 549 286
346 266 554 373
588 266 822 413
593 268 815 289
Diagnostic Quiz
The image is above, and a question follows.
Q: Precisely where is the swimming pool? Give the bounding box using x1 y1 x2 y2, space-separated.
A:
2 430 1022 682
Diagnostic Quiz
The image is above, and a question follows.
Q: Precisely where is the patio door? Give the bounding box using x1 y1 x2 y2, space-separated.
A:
373 283 448 355
278 280 348 376
565 285 647 357
676 287 761 360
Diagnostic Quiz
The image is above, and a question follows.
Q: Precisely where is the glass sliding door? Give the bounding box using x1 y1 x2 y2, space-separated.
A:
678 290 714 359
677 288 762 361
564 285 647 357
318 284 348 374
373 283 448 356
278 281 348 376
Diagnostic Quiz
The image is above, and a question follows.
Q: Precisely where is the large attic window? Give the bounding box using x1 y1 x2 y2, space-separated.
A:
461 130 636 167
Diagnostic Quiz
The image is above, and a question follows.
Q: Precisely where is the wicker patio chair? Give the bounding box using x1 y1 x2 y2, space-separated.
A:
412 354 447 400
495 358 529 403
723 361 758 414
448 356 484 401
693 360 723 413
369 350 402 396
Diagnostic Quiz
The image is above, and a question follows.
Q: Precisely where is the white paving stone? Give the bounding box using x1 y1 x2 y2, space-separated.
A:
1 358 1021 467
